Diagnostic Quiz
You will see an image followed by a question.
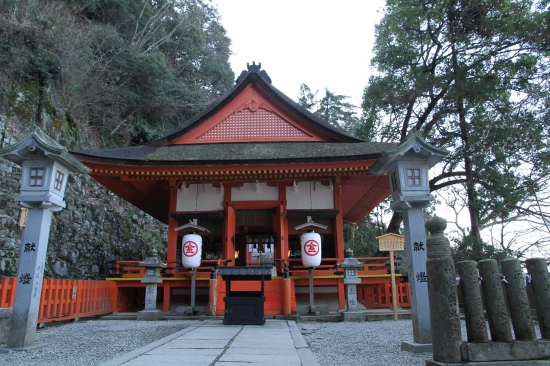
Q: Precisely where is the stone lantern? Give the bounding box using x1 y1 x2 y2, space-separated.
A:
0 128 89 350
137 249 167 321
2 128 87 211
339 248 363 322
370 130 448 352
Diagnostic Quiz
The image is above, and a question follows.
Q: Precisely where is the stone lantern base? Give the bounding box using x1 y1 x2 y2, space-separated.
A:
340 311 364 322
136 309 164 321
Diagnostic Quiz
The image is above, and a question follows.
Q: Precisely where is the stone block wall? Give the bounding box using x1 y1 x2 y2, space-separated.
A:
0 119 167 279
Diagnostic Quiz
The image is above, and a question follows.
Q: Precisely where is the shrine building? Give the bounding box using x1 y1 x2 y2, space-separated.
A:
70 63 429 315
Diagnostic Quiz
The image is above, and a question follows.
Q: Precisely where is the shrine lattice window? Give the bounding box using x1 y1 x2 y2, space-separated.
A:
406 168 421 186
54 170 64 191
29 168 45 186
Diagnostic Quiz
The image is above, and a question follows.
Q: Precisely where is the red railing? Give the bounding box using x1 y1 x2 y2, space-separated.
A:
113 256 396 278
287 256 395 276
0 278 117 323
360 283 410 308
0 277 16 308
113 259 230 278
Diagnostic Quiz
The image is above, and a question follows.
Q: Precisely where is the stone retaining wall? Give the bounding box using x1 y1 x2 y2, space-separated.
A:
0 119 167 279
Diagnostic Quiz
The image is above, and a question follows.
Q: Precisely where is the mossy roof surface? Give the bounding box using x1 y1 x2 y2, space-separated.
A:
72 141 397 164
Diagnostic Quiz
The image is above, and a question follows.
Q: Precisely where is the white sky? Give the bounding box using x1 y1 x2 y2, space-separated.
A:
215 0 386 108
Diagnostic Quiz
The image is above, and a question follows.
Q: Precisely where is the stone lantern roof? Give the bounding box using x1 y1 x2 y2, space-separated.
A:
339 249 363 268
0 127 89 173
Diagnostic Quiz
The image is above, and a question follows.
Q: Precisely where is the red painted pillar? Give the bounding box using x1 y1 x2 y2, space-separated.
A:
162 281 171 313
278 183 288 271
224 206 236 264
333 179 345 259
206 274 218 316
283 276 291 315
333 176 346 309
167 186 178 261
164 185 178 312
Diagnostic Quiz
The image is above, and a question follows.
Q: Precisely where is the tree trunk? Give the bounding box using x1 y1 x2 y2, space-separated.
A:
387 212 403 234
449 30 482 256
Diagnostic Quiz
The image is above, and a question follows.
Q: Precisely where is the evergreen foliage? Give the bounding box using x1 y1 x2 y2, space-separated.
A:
0 0 235 278
0 0 234 147
297 83 359 132
359 0 550 259
343 208 387 258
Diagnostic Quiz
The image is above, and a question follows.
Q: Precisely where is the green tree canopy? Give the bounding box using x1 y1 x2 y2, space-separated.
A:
297 84 359 132
0 0 235 147
357 0 550 259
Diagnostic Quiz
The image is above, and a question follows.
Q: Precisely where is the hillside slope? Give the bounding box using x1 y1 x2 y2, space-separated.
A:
0 0 235 278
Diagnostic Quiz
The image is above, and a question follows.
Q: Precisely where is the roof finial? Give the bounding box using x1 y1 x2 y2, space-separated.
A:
247 61 262 73
236 62 272 84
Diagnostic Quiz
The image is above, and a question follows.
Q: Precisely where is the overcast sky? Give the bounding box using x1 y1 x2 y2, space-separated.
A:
215 0 386 108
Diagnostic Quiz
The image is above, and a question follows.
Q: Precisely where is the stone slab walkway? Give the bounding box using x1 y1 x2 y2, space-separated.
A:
100 319 320 366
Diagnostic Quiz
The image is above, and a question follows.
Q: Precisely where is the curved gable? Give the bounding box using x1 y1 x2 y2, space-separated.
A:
196 108 313 141
168 83 331 144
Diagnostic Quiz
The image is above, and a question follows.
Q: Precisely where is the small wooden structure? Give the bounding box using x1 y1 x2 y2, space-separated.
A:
217 266 272 325
377 233 404 320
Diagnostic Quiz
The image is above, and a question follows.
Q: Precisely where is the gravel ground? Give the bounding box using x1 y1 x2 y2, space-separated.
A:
0 320 202 366
300 320 433 366
0 318 543 365
300 319 543 366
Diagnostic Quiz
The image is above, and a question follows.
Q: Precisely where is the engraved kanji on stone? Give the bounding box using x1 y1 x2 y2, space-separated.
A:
19 273 32 284
416 271 428 282
24 242 36 252
413 241 425 251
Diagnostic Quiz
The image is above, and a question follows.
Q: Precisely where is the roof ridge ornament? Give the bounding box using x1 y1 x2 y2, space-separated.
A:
235 61 272 84
247 61 262 72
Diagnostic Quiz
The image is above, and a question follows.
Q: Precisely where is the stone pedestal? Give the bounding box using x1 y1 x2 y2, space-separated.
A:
0 308 12 345
402 207 432 346
7 207 53 349
425 216 461 363
340 311 364 322
525 257 550 339
136 309 164 321
137 281 163 321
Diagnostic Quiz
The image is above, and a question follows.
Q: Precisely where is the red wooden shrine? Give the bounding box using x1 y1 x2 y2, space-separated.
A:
71 63 409 315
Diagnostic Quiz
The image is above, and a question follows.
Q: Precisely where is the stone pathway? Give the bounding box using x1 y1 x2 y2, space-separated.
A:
100 319 319 366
